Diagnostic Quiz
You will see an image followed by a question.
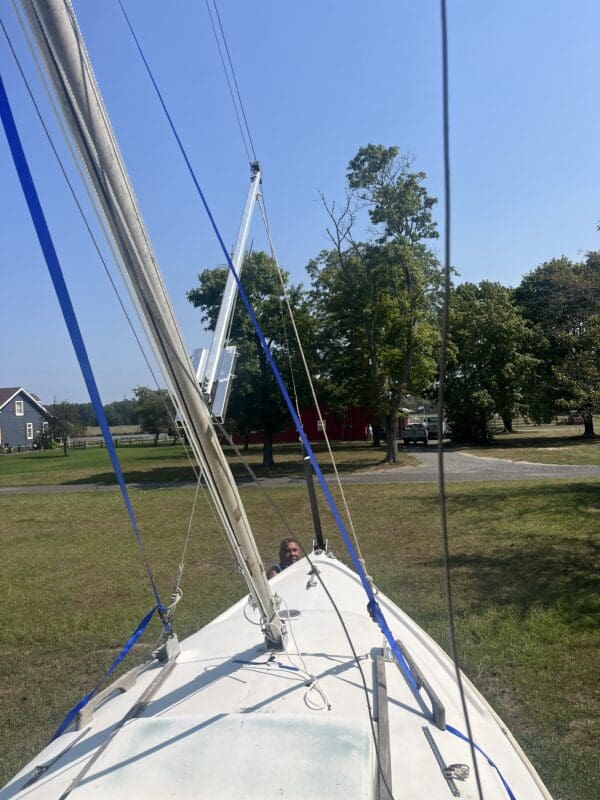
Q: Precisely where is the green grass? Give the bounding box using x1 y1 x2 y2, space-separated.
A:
0 440 416 487
458 424 600 465
1 479 598 799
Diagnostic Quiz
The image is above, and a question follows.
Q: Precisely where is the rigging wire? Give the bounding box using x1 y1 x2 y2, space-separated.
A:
3 4 223 632
257 193 373 582
203 0 254 164
119 0 369 582
198 0 366 562
2 6 494 796
115 0 420 708
109 7 510 795
437 2 484 798
0 68 168 623
208 0 370 573
211 0 257 163
8 0 196 448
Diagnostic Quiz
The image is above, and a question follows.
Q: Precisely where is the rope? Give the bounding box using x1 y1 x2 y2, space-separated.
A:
51 604 159 739
437 3 484 798
116 6 419 689
277 595 331 711
257 193 374 583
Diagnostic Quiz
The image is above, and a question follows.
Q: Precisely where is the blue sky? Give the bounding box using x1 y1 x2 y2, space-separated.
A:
1 1 598 403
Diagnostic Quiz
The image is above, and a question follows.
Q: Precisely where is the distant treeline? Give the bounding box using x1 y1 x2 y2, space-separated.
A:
71 398 137 427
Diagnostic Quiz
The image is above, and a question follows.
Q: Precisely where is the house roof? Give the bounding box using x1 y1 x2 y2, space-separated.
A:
0 387 48 414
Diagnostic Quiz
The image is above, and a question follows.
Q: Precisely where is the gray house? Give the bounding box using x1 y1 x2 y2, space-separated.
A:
0 387 49 451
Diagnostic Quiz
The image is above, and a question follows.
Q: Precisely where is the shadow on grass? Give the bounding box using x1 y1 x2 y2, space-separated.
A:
422 482 600 631
446 480 600 514
62 442 389 485
449 433 598 452
444 543 599 631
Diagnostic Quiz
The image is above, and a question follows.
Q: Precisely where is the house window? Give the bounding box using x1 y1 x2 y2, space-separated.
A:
26 423 34 440
15 400 24 416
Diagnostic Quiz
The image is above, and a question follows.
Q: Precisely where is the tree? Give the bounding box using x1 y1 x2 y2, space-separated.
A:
444 281 535 442
310 144 442 462
516 253 600 436
104 398 136 426
47 400 87 455
72 402 96 426
132 387 178 444
188 252 312 466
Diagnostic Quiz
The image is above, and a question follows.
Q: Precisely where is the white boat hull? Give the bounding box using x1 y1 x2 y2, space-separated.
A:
1 553 552 799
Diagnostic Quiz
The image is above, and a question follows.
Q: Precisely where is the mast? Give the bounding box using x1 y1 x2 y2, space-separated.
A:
195 161 261 422
20 0 285 649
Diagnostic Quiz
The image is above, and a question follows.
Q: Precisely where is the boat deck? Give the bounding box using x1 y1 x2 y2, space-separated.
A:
1 553 552 799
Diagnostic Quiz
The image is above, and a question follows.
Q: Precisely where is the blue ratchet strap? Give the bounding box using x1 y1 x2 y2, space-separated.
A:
447 725 517 800
118 11 417 691
52 605 158 740
79 27 518 798
0 73 167 628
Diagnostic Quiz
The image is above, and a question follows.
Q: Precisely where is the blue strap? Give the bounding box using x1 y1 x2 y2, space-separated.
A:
0 73 167 624
52 605 158 740
124 36 521 798
118 7 417 691
446 724 517 800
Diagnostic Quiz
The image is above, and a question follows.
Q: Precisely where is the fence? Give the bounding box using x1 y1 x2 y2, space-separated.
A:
70 433 176 448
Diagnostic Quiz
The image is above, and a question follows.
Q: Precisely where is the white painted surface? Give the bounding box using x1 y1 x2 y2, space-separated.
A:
1 554 553 799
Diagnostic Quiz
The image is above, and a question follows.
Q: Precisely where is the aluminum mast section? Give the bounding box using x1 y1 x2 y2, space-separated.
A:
21 0 285 650
194 162 261 422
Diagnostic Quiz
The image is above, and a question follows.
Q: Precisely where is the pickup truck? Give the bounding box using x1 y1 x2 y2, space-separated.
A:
402 422 429 445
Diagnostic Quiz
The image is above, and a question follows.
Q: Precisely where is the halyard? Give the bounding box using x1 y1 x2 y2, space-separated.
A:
0 472 598 799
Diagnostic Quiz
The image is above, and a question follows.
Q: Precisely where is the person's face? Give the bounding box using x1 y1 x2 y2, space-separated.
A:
280 541 302 568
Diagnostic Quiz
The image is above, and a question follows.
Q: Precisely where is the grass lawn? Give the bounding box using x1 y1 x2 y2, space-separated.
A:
0 478 598 799
459 424 600 466
0 440 416 487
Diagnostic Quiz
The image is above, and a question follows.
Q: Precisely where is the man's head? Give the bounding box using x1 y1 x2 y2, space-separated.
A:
279 538 302 568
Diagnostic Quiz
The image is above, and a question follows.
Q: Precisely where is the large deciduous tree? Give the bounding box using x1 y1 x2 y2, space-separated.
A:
47 400 87 455
310 144 441 462
444 281 535 442
188 252 311 466
516 253 600 436
133 386 178 444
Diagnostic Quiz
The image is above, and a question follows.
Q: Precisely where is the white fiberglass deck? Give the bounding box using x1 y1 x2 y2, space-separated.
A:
1 553 552 799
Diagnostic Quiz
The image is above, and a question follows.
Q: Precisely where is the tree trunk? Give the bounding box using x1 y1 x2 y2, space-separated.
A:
154 431 159 446
384 413 399 463
262 427 275 467
243 435 250 452
372 418 386 448
502 415 513 433
62 437 68 456
583 413 596 438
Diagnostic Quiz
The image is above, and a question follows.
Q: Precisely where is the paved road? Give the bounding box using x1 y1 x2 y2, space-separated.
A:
339 449 600 484
3 450 598 495
261 449 600 487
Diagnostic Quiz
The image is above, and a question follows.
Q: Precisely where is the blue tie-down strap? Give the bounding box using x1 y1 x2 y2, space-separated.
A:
446 724 517 800
52 605 159 740
0 72 167 624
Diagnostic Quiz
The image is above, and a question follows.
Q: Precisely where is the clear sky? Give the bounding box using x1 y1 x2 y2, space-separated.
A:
0 1 598 404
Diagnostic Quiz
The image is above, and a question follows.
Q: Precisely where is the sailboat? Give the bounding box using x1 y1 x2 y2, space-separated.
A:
0 2 554 798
